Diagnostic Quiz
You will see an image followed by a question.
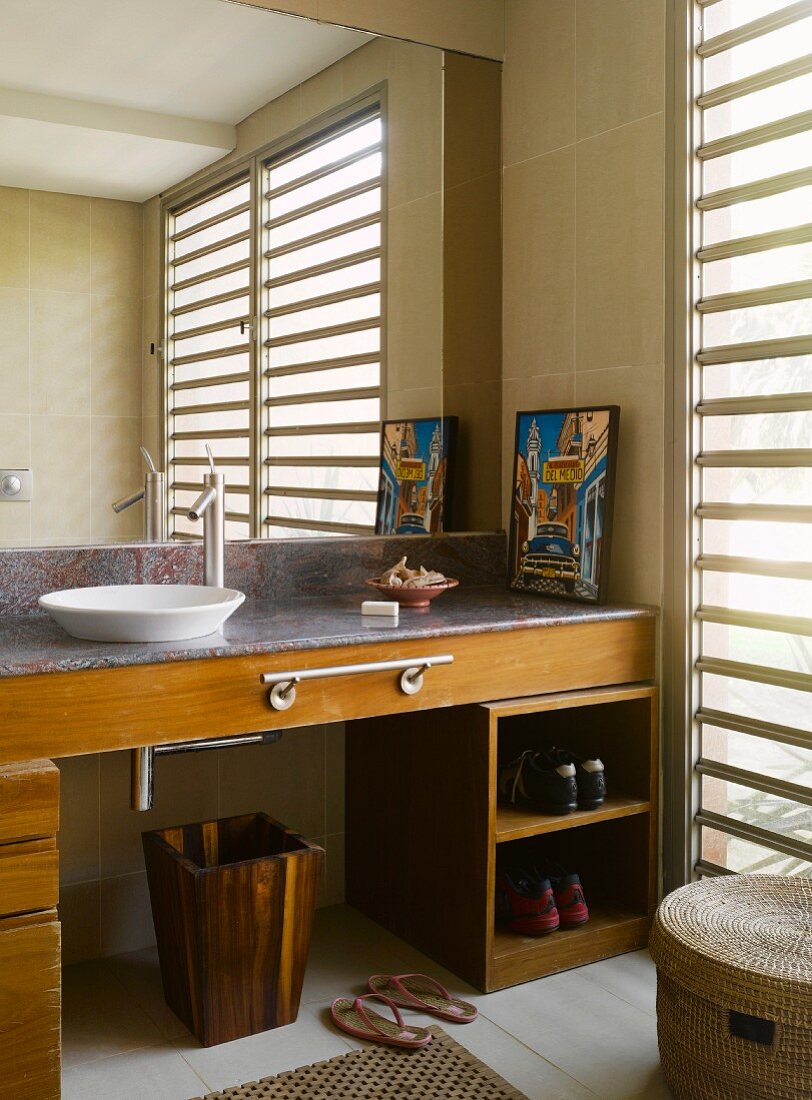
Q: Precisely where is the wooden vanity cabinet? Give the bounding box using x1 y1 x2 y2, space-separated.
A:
0 761 60 1099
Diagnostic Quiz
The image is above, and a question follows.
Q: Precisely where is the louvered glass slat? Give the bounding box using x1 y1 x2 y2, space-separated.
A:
260 108 382 537
166 173 253 539
694 0 812 879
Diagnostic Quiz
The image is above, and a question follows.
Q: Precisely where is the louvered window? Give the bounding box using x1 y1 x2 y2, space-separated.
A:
692 0 812 878
260 107 383 537
165 172 254 540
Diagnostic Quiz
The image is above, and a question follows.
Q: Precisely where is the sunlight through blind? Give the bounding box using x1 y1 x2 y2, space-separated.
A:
693 0 812 879
261 108 383 538
165 172 254 541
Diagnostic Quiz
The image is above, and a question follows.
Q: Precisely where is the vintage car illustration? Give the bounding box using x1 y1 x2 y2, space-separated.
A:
520 522 581 593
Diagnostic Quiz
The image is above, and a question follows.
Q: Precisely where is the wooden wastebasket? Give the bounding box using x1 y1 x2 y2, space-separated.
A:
143 812 323 1047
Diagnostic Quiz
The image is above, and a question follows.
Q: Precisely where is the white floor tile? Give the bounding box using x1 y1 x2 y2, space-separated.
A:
61 1043 209 1100
62 960 164 1070
575 949 658 1017
105 947 194 1042
175 1002 356 1093
478 967 664 1100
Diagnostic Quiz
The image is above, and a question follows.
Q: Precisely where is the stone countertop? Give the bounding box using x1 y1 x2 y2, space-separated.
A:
0 586 656 678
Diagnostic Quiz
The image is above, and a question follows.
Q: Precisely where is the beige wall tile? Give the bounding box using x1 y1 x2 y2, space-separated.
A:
503 147 575 379
316 0 504 60
236 104 268 156
141 416 159 464
30 191 91 293
30 414 91 543
574 364 663 605
265 84 304 143
386 41 443 210
30 290 91 415
443 53 501 191
90 418 143 541
0 497 30 544
91 294 141 416
57 755 100 886
60 881 102 966
141 295 160 422
325 723 345 835
218 726 326 838
300 60 345 122
387 193 443 394
443 171 501 388
100 871 156 956
575 113 664 372
444 380 502 531
99 749 220 880
0 186 29 288
501 373 576 530
0 287 30 413
340 36 390 99
141 197 161 300
90 198 142 299
575 0 665 140
504 0 575 165
386 385 442 420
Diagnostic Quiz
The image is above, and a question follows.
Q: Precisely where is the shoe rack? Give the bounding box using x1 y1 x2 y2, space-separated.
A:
345 683 658 992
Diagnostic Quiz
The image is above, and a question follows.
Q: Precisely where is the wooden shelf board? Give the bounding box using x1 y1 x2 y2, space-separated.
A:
489 904 651 989
495 797 651 843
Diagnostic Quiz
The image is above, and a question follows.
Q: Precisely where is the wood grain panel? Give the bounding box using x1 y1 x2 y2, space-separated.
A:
143 814 323 1047
0 839 59 918
0 618 654 764
0 761 59 845
0 912 60 1099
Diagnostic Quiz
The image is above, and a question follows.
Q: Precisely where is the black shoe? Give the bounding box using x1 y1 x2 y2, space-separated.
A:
540 748 606 809
498 750 577 814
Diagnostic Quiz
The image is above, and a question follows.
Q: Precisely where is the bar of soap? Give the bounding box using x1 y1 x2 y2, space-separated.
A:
362 600 400 618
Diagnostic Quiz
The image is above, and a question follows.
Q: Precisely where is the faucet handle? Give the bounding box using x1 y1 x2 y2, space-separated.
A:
205 443 216 475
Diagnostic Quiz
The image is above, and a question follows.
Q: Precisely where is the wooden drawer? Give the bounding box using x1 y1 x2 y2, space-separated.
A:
0 761 59 844
0 910 60 1099
0 838 58 918
0 618 656 761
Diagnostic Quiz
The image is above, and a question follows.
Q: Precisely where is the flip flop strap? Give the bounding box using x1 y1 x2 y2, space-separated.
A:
354 993 406 1036
392 972 452 1004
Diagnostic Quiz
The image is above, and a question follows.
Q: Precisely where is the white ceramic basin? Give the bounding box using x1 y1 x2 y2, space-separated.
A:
39 584 245 643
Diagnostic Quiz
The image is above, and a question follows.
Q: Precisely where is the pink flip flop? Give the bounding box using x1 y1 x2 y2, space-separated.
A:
330 993 433 1049
367 973 478 1024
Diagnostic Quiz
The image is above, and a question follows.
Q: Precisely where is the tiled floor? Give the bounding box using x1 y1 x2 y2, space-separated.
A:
61 904 672 1100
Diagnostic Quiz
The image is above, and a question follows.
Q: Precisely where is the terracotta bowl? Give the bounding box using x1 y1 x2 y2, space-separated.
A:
365 577 459 608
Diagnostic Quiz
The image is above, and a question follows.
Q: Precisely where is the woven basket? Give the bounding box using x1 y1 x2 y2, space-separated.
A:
649 875 812 1100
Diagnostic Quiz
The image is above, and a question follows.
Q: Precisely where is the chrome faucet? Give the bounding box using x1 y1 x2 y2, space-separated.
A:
187 445 224 587
112 447 166 542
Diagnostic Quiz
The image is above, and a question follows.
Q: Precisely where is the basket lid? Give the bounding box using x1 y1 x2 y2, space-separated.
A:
650 875 812 1025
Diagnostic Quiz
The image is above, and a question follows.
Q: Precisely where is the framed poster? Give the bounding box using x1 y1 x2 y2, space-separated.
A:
508 406 620 603
375 416 458 535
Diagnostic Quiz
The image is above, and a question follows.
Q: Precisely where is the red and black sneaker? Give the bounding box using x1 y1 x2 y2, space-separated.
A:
495 869 560 935
537 864 589 928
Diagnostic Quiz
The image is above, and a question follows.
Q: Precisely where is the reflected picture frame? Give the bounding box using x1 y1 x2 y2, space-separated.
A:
375 416 458 535
508 406 620 604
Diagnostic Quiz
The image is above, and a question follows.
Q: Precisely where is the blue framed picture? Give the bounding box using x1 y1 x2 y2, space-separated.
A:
375 417 458 535
508 406 620 603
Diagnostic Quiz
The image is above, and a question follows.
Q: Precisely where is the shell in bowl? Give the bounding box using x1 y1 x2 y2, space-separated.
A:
366 577 458 608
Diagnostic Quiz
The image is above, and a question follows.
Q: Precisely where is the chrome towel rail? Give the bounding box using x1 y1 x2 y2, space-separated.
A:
260 654 454 711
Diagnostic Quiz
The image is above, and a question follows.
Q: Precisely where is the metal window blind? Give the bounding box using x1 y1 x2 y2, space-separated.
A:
165 172 254 541
693 0 812 879
260 107 383 538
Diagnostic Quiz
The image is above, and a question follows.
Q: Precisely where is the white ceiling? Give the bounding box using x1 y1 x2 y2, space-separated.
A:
0 0 371 201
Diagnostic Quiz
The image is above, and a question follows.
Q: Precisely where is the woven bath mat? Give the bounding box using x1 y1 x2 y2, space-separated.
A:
189 1026 528 1099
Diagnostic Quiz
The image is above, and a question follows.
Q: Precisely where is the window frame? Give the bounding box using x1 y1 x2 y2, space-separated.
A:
158 84 387 541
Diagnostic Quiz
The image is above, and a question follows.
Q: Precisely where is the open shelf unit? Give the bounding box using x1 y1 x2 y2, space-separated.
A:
346 682 658 992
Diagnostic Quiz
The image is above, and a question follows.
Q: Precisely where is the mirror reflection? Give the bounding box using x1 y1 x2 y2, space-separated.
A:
0 0 501 547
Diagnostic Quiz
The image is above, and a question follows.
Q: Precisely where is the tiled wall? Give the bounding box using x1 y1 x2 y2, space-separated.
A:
58 726 346 964
0 188 145 547
501 0 666 606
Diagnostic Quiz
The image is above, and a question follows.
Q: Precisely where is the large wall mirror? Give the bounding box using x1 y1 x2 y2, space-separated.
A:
0 0 501 549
